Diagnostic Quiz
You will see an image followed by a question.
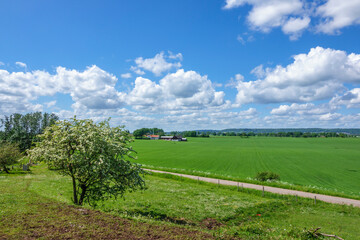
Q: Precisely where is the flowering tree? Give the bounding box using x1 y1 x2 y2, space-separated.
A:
28 117 145 206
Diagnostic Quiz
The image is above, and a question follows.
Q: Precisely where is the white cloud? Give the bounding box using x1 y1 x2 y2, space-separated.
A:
0 62 4 66
0 65 126 115
224 0 360 39
250 64 266 78
224 0 306 38
168 51 183 61
237 35 246 45
235 47 360 105
15 61 27 68
270 103 335 116
330 88 360 108
130 66 145 75
121 73 132 79
282 16 311 40
131 52 182 76
128 77 162 109
128 69 228 112
226 73 244 87
316 0 360 34
45 100 57 108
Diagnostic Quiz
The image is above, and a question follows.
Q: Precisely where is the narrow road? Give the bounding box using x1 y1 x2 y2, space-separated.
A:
147 169 360 208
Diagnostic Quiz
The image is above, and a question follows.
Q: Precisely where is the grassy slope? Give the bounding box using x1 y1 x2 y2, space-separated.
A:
0 167 214 240
131 137 360 197
3 164 359 239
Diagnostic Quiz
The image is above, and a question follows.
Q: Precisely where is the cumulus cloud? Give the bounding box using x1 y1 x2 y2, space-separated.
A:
131 52 182 76
235 47 360 105
15 61 27 68
128 69 229 112
224 0 307 38
316 0 360 34
224 0 360 39
54 66 126 110
330 88 360 108
0 65 126 115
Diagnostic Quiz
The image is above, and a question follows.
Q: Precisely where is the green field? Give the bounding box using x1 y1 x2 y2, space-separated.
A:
2 165 360 239
131 137 360 197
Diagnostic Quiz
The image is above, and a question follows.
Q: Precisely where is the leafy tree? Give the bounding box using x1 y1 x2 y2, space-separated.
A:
0 112 58 151
133 128 164 139
133 129 146 139
0 142 22 173
28 117 145 206
182 131 197 137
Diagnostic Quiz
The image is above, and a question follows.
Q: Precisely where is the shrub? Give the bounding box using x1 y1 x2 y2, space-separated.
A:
255 171 280 182
0 141 22 173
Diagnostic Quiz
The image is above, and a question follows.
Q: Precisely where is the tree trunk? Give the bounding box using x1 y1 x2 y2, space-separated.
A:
71 175 79 204
3 166 9 174
78 184 87 205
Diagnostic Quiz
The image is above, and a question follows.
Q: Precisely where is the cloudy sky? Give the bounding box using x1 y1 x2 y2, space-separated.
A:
1 0 360 131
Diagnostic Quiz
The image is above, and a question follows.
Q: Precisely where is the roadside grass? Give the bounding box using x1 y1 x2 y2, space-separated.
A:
17 164 360 239
131 137 360 199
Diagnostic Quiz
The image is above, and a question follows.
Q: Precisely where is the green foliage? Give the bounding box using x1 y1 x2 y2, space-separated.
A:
182 131 197 137
0 141 22 173
255 171 280 182
0 112 58 151
133 128 164 139
28 117 145 206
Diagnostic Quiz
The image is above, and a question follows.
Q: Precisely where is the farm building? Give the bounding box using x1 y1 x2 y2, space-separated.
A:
146 135 160 140
160 136 185 141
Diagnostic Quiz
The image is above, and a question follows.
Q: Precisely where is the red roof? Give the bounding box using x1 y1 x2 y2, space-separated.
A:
148 135 160 138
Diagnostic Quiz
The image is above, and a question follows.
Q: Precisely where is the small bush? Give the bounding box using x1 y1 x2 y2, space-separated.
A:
255 171 280 182
0 141 22 173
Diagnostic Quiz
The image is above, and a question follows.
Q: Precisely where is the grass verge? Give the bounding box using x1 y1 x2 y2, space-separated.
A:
4 164 358 239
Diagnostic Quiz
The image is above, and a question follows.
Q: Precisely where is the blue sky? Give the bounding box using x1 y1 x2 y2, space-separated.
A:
1 0 360 131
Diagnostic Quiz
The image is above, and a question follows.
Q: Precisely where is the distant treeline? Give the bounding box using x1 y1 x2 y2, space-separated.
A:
133 128 165 139
211 131 354 138
0 112 59 151
181 131 209 138
195 128 360 136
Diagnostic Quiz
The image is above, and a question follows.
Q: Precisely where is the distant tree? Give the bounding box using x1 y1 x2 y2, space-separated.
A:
0 142 22 173
28 117 145 206
133 128 164 139
133 129 146 139
0 112 58 151
183 131 197 137
170 131 179 136
199 133 209 138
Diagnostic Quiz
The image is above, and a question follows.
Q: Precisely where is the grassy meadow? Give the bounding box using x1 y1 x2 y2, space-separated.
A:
1 164 360 239
131 137 360 197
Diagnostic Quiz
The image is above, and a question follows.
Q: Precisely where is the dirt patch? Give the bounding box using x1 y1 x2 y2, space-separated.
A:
1 202 214 240
200 218 223 230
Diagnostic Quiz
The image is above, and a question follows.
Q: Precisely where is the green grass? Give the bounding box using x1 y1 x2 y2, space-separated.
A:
0 166 215 239
4 164 359 239
130 137 360 197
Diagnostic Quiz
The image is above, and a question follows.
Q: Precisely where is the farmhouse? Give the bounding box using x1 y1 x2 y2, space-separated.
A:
146 135 160 140
160 136 182 141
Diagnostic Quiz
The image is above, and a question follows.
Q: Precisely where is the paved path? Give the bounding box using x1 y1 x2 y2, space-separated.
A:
147 169 360 208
